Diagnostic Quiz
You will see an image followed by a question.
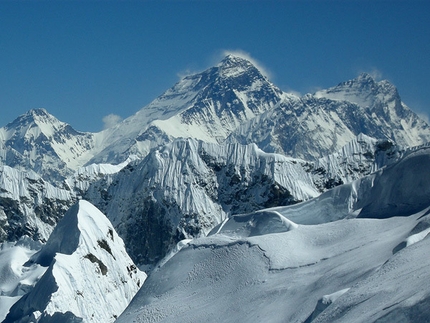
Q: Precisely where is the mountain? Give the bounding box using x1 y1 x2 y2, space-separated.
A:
84 138 320 266
2 57 428 171
228 73 430 160
311 133 401 190
116 147 430 323
1 55 430 322
0 165 76 243
84 134 402 267
0 109 96 182
88 55 290 164
3 200 145 323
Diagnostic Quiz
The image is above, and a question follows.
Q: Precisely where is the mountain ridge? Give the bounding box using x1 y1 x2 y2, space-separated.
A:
3 200 145 323
2 55 429 170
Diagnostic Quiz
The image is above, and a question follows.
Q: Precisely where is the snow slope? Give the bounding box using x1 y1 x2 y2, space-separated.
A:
0 238 44 322
4 200 146 323
116 147 430 323
117 209 430 323
85 138 320 266
88 54 289 164
228 74 430 160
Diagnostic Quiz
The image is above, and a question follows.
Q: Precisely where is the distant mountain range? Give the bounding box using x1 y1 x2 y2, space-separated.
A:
1 55 430 322
2 55 428 179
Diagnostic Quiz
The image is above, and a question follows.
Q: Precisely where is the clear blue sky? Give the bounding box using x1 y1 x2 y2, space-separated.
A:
1 1 429 132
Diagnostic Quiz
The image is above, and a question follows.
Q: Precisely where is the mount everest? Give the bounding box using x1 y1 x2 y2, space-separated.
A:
1 54 430 322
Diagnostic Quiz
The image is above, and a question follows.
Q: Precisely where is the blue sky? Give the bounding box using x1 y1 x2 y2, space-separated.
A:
1 1 429 132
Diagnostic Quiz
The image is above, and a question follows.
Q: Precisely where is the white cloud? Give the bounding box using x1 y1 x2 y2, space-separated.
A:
368 68 383 81
177 68 200 80
356 67 383 81
102 114 123 129
417 111 430 124
282 86 302 97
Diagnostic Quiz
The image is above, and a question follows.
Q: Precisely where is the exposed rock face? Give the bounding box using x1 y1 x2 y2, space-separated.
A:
0 165 76 243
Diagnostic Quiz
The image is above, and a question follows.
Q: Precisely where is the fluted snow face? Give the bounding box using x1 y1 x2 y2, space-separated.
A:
0 165 76 243
312 133 402 189
85 138 320 266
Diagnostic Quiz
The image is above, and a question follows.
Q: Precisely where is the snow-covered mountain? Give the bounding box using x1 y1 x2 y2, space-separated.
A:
116 146 430 323
3 200 145 323
84 134 404 267
84 138 320 266
0 165 76 243
88 54 290 164
228 73 430 160
0 109 97 182
311 133 401 190
1 54 430 322
2 56 428 172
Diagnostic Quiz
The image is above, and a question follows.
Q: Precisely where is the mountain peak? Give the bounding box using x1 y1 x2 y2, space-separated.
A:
28 107 50 117
0 108 96 178
220 54 253 65
2 108 67 138
218 54 262 78
356 72 376 83
314 72 400 108
22 108 59 124
337 72 377 89
5 200 146 323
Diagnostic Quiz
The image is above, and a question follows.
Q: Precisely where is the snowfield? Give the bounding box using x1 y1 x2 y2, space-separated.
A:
117 148 430 323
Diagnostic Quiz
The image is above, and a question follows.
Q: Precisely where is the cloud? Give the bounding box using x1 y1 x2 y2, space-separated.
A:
368 68 383 80
417 111 430 124
102 113 123 129
219 49 273 79
282 86 302 97
356 66 383 80
177 68 200 80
